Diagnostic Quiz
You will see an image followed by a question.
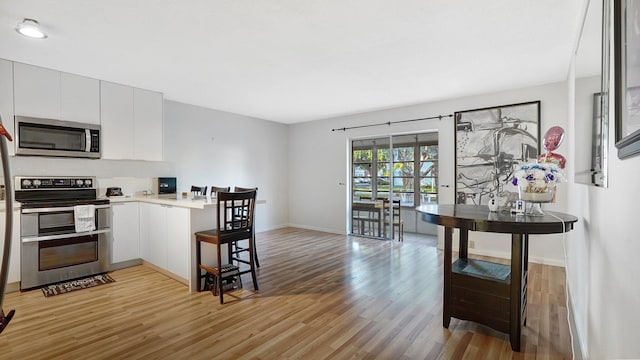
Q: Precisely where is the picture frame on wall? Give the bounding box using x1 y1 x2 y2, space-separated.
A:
455 101 540 205
614 0 640 159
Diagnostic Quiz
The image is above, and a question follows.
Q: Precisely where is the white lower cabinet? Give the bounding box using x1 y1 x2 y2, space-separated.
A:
138 202 189 280
111 202 140 264
166 206 190 280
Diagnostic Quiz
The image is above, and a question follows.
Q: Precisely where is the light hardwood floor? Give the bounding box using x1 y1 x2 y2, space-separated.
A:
0 228 572 359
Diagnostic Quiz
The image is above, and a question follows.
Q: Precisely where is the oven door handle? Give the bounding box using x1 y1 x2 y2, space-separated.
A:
21 204 111 214
21 229 111 243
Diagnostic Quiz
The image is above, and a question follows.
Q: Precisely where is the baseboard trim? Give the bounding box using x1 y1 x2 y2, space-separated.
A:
286 223 345 235
567 287 586 359
110 258 143 271
3 281 20 293
141 261 188 286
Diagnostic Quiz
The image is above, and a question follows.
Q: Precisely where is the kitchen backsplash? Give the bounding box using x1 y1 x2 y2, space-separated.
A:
96 177 156 198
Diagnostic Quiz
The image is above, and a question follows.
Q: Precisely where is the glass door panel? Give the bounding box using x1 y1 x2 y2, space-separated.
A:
351 137 390 239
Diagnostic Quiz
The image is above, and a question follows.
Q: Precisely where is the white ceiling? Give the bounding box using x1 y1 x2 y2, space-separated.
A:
0 0 584 124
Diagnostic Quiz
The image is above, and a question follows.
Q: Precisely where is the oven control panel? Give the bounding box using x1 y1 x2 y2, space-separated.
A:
15 176 96 190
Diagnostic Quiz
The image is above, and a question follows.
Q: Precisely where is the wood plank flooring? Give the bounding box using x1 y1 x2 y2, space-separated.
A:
0 228 572 359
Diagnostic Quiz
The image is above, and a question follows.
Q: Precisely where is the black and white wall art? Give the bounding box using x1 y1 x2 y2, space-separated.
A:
455 101 540 205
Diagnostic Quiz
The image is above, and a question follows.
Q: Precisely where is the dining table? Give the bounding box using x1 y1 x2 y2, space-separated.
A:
351 200 384 237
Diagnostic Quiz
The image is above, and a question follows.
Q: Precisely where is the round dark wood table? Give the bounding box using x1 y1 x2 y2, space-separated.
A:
415 204 578 352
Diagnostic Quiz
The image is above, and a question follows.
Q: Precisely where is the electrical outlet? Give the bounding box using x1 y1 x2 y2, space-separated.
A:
469 240 475 249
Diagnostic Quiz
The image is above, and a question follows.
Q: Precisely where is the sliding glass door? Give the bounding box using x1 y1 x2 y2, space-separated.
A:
350 132 438 239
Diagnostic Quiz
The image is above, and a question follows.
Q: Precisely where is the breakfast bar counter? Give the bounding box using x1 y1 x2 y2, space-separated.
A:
108 195 265 292
107 194 265 209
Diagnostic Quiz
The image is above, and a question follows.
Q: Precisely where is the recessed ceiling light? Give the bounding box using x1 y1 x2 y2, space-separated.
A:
15 18 47 39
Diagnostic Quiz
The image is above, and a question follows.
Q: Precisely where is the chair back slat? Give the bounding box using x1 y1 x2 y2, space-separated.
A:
234 186 257 193
191 185 207 196
217 190 256 238
210 186 231 197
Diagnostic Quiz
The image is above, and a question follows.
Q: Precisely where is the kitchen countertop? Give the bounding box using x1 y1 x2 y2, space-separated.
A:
105 195 265 210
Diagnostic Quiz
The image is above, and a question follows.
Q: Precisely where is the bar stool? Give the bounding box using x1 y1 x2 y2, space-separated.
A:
195 190 259 303
232 186 260 268
191 185 207 199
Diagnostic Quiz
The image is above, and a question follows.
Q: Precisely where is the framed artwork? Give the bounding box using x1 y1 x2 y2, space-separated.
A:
455 101 540 205
614 0 640 159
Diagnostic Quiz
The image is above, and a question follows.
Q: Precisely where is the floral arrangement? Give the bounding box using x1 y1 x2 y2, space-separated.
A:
511 162 565 193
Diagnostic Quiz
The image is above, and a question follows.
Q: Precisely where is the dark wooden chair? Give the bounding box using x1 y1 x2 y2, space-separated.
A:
195 190 259 303
383 199 404 241
210 186 230 197
190 185 207 198
233 186 256 193
232 186 260 268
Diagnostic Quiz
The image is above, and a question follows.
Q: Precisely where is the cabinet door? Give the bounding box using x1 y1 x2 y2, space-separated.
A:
111 202 140 263
134 88 163 161
146 204 168 269
138 202 151 262
166 206 190 279
0 59 14 155
100 81 134 159
61 72 100 124
13 62 61 119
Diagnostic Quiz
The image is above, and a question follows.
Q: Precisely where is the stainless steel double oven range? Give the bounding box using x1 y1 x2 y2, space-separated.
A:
15 176 111 290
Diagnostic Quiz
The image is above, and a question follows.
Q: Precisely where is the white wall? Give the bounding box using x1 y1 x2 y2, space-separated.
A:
163 100 289 232
289 81 570 265
566 46 640 360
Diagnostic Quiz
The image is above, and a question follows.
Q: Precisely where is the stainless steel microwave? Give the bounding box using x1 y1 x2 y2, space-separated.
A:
15 116 101 159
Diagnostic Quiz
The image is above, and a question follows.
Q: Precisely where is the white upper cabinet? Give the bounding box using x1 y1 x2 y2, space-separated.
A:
61 72 100 124
101 82 163 161
13 62 100 125
11 61 162 161
13 62 61 119
0 59 15 155
134 88 163 161
100 81 135 159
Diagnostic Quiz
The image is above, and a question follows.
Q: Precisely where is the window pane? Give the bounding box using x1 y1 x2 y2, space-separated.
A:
353 177 371 190
420 177 437 193
420 193 438 204
420 161 437 176
377 148 389 162
393 178 414 192
420 145 438 160
377 177 390 192
393 147 414 161
377 163 391 177
353 164 371 177
393 162 414 177
395 192 414 206
353 149 372 163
